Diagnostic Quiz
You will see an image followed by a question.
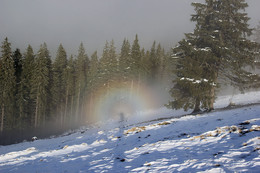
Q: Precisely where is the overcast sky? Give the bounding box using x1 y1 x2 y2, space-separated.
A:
1 0 260 57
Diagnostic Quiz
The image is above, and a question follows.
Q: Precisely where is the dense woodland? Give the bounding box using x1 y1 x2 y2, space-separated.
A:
0 0 260 144
0 35 175 134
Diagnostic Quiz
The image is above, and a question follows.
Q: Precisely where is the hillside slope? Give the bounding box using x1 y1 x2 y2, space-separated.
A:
0 92 260 172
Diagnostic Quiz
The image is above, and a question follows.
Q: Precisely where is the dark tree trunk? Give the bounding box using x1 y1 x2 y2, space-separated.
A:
192 98 201 114
1 103 5 132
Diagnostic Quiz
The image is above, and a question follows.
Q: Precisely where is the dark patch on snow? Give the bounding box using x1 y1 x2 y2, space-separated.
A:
178 133 188 137
214 163 221 167
213 151 224 157
239 121 250 125
142 152 150 155
145 134 151 138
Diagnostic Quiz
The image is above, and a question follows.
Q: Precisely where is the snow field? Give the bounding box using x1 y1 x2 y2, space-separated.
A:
0 91 260 172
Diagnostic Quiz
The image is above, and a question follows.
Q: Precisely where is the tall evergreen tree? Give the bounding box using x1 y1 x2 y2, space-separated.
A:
156 44 166 81
31 43 52 127
119 39 131 83
17 45 35 128
99 40 118 90
64 55 76 125
51 44 68 126
130 35 148 93
0 38 16 132
12 48 23 125
87 51 99 93
168 37 215 112
107 40 118 87
75 43 89 122
86 51 100 118
130 35 142 80
168 0 259 112
12 49 23 86
149 41 160 81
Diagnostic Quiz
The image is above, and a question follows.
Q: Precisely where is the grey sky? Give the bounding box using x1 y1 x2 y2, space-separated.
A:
0 0 259 57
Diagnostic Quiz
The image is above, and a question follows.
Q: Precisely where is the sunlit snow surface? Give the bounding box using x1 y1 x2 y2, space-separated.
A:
0 91 260 172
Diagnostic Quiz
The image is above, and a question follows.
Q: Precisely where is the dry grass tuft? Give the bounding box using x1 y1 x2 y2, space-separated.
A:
125 126 146 135
157 121 171 126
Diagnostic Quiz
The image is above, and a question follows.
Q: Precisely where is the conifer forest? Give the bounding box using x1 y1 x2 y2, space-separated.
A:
0 0 260 144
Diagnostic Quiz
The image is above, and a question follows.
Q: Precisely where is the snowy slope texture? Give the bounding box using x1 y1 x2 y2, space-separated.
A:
0 91 260 172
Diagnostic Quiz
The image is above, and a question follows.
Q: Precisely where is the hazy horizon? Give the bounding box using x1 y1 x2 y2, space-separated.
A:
1 0 260 57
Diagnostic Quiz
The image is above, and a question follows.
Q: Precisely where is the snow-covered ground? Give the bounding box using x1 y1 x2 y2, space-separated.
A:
0 91 260 172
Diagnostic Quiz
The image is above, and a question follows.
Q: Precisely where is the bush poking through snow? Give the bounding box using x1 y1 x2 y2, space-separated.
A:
157 121 171 126
63 145 69 149
250 125 260 131
32 136 38 141
124 126 146 135
191 124 258 141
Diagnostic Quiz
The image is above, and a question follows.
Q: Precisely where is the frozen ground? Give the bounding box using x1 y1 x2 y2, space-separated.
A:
0 91 260 172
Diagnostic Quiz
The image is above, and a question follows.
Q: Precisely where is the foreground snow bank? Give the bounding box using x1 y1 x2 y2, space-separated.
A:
0 103 259 172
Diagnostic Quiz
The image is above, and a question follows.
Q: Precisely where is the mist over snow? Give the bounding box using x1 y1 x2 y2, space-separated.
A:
0 91 260 172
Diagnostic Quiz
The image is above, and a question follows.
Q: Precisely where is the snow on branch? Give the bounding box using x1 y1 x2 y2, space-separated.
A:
193 47 212 52
180 77 216 86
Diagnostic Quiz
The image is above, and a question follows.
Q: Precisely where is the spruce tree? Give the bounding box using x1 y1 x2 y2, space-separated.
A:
75 43 89 122
129 34 143 93
0 38 16 132
64 55 76 125
107 40 118 88
12 48 23 126
168 0 259 112
168 36 215 112
87 51 99 93
31 43 52 127
99 40 118 90
119 39 131 83
130 35 142 80
12 49 23 86
149 41 160 81
141 49 151 83
86 51 99 118
51 44 67 126
140 48 150 82
156 44 166 82
17 45 35 128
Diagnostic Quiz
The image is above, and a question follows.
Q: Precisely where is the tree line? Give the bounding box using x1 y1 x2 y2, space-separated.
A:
0 35 174 133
